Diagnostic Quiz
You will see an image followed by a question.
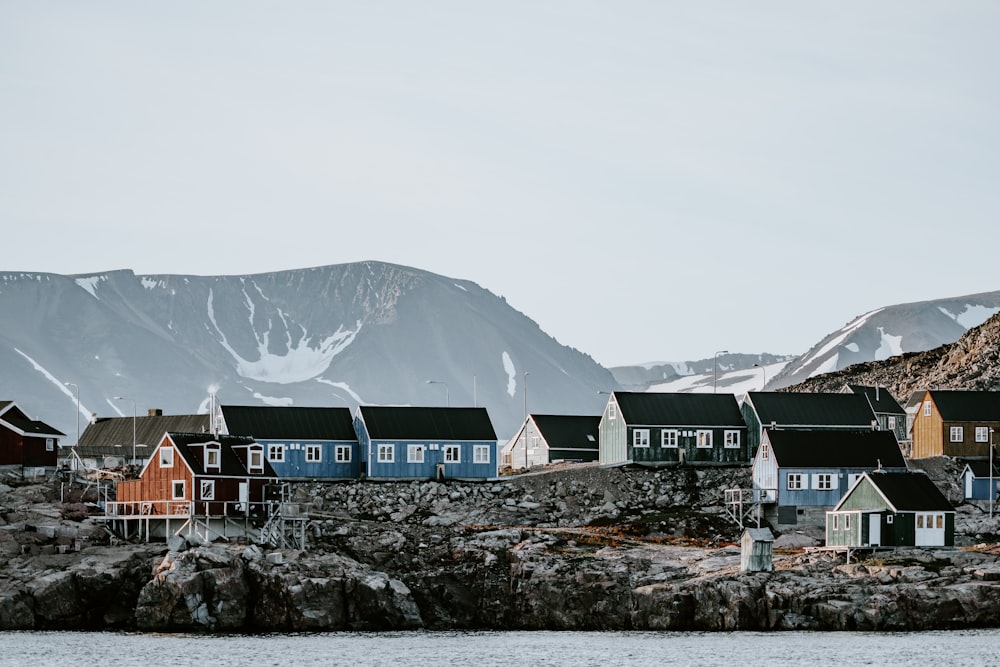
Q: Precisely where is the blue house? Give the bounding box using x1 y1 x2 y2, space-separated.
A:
354 406 498 480
219 405 359 479
960 460 1000 501
752 428 907 526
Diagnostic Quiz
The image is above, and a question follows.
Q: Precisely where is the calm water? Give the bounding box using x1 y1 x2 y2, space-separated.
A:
0 630 998 666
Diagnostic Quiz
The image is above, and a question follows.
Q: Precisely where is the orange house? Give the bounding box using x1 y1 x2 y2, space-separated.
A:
911 390 1000 459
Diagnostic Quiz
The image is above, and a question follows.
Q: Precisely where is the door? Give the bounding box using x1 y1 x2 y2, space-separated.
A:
868 514 881 547
238 482 249 514
915 512 945 546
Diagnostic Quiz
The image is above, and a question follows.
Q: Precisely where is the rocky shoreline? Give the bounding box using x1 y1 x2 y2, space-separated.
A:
3 462 1000 632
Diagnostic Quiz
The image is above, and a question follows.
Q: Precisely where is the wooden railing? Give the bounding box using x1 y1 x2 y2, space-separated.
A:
104 499 270 518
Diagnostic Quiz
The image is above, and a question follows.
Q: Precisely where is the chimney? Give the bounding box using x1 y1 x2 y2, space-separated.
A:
148 409 163 417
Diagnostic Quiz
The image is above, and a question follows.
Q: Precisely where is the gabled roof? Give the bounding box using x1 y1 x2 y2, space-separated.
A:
357 406 497 441
612 392 745 427
764 429 906 469
963 460 1000 479
746 392 876 428
926 390 1000 422
220 405 357 441
162 432 277 478
841 471 953 512
77 414 210 457
530 414 601 448
848 385 905 415
2 417 65 439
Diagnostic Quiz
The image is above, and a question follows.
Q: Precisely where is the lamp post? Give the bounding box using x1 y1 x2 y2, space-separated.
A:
991 428 995 520
114 396 136 465
425 380 449 407
64 382 79 469
753 363 767 390
523 372 530 470
714 350 729 393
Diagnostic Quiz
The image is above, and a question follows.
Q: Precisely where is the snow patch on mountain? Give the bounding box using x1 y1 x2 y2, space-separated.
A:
791 307 886 376
875 327 903 360
316 378 365 403
502 351 517 397
75 275 107 299
938 304 1000 330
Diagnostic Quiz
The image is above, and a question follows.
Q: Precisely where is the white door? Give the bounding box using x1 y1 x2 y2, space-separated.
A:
915 512 945 546
238 482 249 512
868 515 881 546
965 472 973 499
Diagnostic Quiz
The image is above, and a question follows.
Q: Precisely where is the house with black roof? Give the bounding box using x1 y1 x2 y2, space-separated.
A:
846 385 907 445
752 429 907 526
826 471 955 548
501 414 600 470
76 409 210 469
598 392 748 467
960 460 1000 501
354 406 498 480
741 392 879 456
219 405 359 479
0 400 64 474
911 390 1000 459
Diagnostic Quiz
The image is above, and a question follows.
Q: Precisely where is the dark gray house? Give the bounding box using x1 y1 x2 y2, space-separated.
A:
741 392 879 456
846 385 908 448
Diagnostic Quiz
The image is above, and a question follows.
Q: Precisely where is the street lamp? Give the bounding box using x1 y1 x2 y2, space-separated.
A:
114 396 136 465
523 372 530 469
64 382 79 469
991 428 995 520
714 350 729 393
753 363 767 390
425 380 449 407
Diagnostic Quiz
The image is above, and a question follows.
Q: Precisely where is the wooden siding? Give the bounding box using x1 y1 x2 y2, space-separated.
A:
363 439 497 479
912 395 999 458
626 426 748 465
598 399 627 465
261 439 360 479
741 403 763 456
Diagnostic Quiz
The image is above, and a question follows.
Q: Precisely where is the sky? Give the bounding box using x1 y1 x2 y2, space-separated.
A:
2 2 999 369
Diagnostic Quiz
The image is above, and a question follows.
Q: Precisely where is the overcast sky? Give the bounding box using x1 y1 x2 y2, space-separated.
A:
2 2 998 368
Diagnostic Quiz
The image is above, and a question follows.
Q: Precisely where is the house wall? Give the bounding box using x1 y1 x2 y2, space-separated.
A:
751 443 778 502
626 426 748 466
777 467 904 507
364 439 497 480
261 439 360 479
23 434 58 468
0 428 23 466
741 403 763 456
548 446 599 462
118 443 193 505
911 397 997 458
504 421 550 470
599 399 627 465
964 471 1000 501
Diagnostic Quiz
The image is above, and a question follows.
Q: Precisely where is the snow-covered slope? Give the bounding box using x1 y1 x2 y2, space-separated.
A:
0 263 616 441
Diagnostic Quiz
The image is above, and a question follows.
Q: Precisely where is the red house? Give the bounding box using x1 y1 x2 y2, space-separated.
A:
0 401 64 473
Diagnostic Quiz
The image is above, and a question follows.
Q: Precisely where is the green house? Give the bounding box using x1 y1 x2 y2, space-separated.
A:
826 471 955 548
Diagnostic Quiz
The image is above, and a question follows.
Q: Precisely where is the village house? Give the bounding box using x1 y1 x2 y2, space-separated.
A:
0 400 64 475
598 392 748 467
910 390 1000 459
354 406 498 480
752 429 907 527
845 385 908 449
219 405 360 479
960 460 1000 501
501 414 600 470
826 471 955 548
741 391 879 456
76 409 209 469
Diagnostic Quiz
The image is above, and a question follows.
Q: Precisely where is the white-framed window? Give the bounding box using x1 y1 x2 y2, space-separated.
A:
633 429 650 448
335 445 351 463
950 426 964 443
844 514 851 530
976 427 990 443
832 514 839 530
787 473 804 490
812 473 837 490
200 480 215 500
407 444 425 463
662 430 679 448
761 444 769 461
160 447 174 468
886 515 894 524
531 436 540 448
267 444 285 463
205 446 220 470
474 445 491 464
696 430 713 448
172 479 186 499
45 438 54 452
847 473 861 488
888 416 896 429
444 445 461 463
248 446 264 473
724 431 740 449
305 444 322 463
924 401 932 416
377 444 394 463
608 403 617 420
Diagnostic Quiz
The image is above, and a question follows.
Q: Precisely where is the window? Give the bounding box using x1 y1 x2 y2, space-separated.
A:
160 447 174 468
407 444 425 463
172 480 185 499
608 403 617 421
205 446 220 470
444 445 461 463
924 401 932 416
200 480 215 500
724 431 740 449
787 473 804 490
886 515 893 524
845 514 852 530
378 444 394 463
976 427 990 443
305 444 322 463
812 473 836 490
950 426 964 443
936 514 943 529
45 439 54 452
832 514 839 530
248 447 264 473
531 436 540 448
335 445 351 463
267 444 285 463
662 430 679 448
761 444 769 461
888 416 896 429
696 430 713 448
847 473 861 489
474 445 491 464
633 429 650 448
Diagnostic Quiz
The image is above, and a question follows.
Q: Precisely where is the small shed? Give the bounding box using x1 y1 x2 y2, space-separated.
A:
960 460 1000 501
740 527 775 572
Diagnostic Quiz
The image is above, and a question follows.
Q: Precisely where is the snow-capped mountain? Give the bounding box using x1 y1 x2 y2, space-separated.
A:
768 292 1000 389
609 353 794 393
0 262 616 442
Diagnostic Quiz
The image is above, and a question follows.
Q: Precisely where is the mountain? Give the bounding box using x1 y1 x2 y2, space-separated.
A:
0 262 617 442
784 312 1000 400
609 353 794 393
768 292 1000 389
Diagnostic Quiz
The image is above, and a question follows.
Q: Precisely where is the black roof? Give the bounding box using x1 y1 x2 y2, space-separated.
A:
78 414 210 457
848 385 905 415
164 432 277 478
964 460 1000 478
927 390 1000 422
220 405 357 441
530 415 601 448
765 429 906 468
612 392 745 427
358 406 497 441
865 471 953 512
746 392 876 428
3 417 64 438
